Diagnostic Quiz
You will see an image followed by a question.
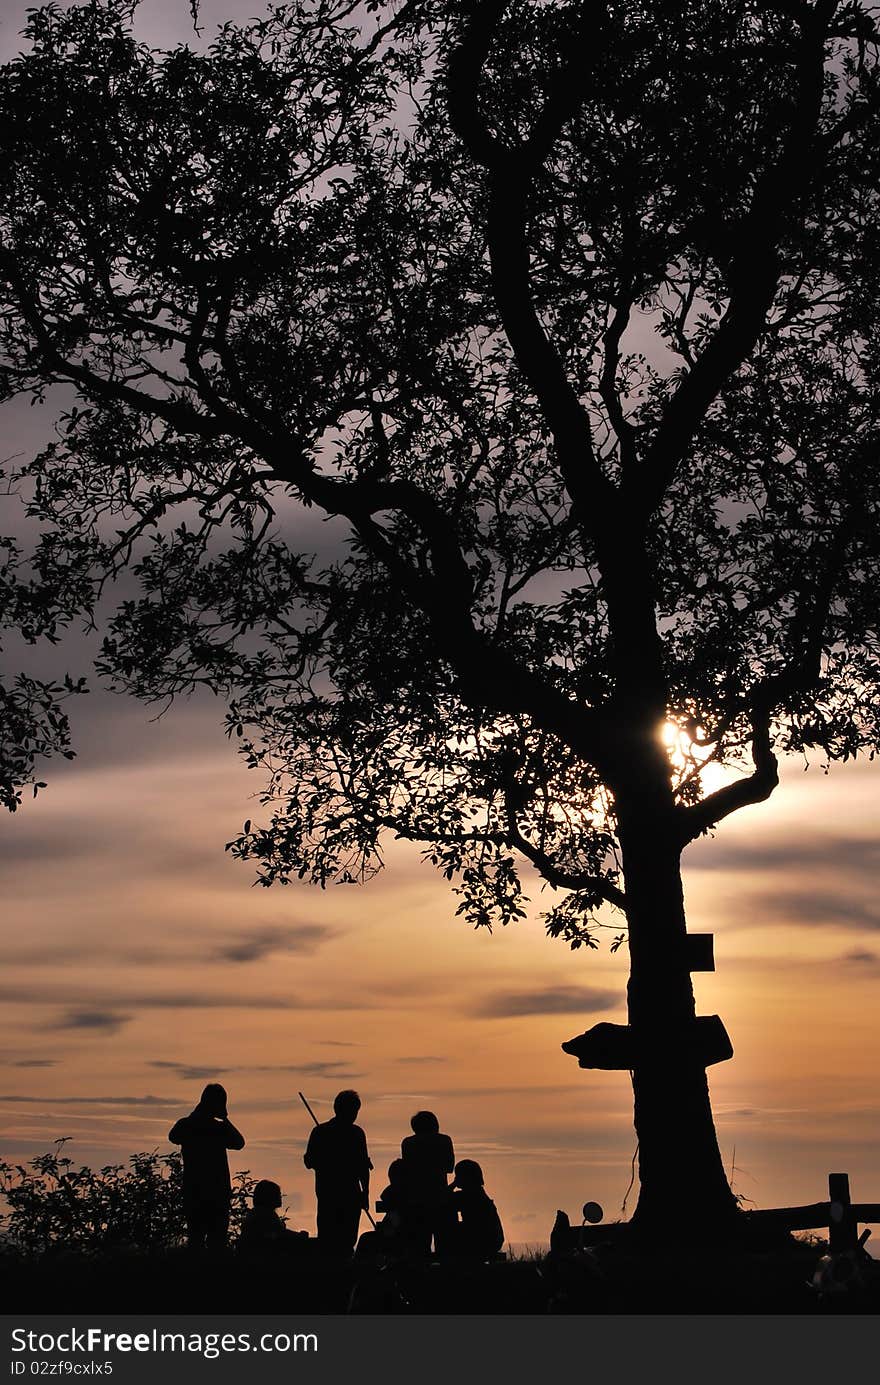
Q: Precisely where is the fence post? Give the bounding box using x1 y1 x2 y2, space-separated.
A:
828 1172 857 1253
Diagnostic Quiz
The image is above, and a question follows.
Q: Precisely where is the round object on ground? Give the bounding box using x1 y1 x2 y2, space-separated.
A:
812 1251 868 1296
582 1201 603 1224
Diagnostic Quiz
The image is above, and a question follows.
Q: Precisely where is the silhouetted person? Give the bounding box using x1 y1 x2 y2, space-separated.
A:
375 1158 409 1219
303 1089 372 1257
168 1082 245 1251
239 1179 308 1256
355 1159 413 1261
452 1159 505 1261
401 1110 455 1256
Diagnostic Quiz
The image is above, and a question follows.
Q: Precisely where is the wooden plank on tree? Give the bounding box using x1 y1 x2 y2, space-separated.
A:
561 1021 633 1069
692 1014 732 1065
560 1014 733 1070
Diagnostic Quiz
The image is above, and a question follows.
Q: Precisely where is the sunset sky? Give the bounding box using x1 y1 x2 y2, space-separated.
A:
1 0 879 1249
2 679 879 1243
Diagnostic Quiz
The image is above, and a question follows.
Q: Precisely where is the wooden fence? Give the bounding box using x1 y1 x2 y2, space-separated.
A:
553 1173 879 1254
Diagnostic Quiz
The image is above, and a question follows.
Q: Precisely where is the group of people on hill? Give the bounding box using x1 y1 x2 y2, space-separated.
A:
168 1083 505 1262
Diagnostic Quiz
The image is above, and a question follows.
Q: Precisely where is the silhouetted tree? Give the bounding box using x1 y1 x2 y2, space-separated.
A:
2 0 880 1235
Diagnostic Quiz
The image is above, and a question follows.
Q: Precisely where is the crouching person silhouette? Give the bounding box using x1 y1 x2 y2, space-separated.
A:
452 1159 505 1261
303 1089 372 1257
168 1082 245 1251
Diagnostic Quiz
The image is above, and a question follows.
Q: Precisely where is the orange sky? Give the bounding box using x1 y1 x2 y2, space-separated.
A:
2 692 879 1245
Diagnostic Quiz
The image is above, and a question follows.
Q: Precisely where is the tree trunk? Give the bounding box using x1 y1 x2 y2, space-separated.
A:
616 790 740 1241
597 539 739 1239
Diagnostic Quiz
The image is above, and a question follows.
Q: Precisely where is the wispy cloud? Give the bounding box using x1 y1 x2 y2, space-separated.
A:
149 1059 359 1080
211 925 335 963
472 987 617 1018
258 1061 358 1078
685 834 880 876
0 984 374 1015
0 1094 177 1107
0 817 223 886
683 831 880 933
50 1009 131 1033
0 925 336 970
0 944 104 965
757 891 880 931
10 1059 57 1068
149 1061 227 1080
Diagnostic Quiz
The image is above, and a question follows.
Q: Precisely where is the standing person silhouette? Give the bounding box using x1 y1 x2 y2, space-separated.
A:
303 1089 372 1257
168 1082 245 1251
400 1110 455 1256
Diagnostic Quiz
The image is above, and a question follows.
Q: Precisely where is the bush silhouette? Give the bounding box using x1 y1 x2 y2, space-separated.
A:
0 1139 257 1254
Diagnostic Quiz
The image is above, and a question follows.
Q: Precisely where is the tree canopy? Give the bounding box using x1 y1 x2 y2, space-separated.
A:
2 0 880 948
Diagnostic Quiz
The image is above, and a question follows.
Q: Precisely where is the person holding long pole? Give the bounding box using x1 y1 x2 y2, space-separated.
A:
301 1089 373 1256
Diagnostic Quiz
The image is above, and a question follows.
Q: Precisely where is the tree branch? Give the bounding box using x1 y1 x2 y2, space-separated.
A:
445 0 514 171
501 776 625 904
599 292 639 471
679 492 865 842
447 0 617 540
678 704 779 843
6 243 622 774
2 255 225 442
634 6 839 518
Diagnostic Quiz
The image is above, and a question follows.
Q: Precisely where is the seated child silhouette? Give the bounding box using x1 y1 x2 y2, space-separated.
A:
239 1180 308 1256
452 1159 505 1260
356 1159 415 1261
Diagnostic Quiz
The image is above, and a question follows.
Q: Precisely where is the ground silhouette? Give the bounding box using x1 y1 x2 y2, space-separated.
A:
3 1140 878 1313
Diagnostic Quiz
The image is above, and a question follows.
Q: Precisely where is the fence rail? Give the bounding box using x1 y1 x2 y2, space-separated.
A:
553 1174 879 1254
